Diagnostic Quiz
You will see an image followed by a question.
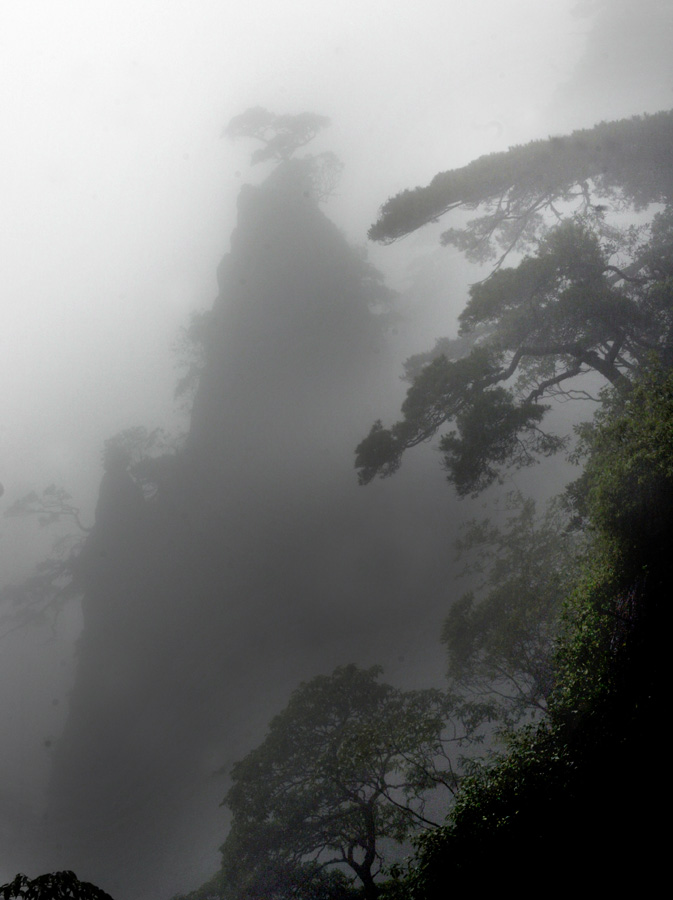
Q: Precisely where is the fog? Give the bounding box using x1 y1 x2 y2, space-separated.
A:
1 1 671 897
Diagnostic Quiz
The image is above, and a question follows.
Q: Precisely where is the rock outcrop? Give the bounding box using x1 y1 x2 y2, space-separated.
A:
43 160 457 899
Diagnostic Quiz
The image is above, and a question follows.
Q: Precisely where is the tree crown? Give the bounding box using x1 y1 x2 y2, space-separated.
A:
356 112 673 495
212 665 469 900
224 107 331 165
369 110 673 259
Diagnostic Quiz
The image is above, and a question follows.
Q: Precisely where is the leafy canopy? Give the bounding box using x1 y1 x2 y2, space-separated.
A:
356 112 673 495
393 365 673 896
210 665 471 900
568 361 673 553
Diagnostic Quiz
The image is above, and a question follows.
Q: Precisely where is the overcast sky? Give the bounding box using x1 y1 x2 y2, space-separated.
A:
0 0 672 885
0 2 579 514
2 0 671 525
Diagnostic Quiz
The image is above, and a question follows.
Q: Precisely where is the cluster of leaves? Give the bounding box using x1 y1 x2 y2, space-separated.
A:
357 209 673 495
568 362 673 551
397 365 673 893
357 112 673 496
0 872 113 900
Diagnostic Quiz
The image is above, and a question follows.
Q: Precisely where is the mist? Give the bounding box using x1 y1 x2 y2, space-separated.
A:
1 1 671 897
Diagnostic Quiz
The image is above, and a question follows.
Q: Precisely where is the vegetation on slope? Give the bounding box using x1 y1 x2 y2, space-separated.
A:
401 364 672 893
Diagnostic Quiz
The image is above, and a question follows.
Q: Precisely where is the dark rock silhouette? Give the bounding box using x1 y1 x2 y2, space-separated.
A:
42 160 458 899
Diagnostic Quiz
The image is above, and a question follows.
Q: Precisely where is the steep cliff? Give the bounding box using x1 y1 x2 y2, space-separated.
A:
43 160 457 899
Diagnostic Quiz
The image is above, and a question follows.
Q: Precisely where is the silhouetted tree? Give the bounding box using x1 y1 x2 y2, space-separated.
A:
224 107 330 165
223 107 343 201
203 666 473 900
369 111 673 254
3 484 90 533
0 871 113 899
357 112 673 495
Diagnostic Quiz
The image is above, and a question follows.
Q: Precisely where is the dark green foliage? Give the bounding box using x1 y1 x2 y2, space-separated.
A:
437 387 558 496
355 344 563 495
198 666 473 900
358 126 673 894
400 367 673 895
569 363 673 551
0 872 113 899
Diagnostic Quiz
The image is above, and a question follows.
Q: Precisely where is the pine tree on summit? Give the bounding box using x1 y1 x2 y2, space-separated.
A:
223 106 343 202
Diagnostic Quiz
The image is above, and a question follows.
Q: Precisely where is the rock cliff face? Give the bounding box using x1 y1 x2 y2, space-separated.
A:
43 161 457 899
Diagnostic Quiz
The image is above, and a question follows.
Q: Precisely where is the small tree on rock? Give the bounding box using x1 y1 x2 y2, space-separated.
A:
223 106 343 202
223 107 330 165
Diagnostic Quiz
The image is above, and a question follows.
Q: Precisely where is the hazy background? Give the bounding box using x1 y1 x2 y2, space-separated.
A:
1 0 672 892
3 0 671 542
